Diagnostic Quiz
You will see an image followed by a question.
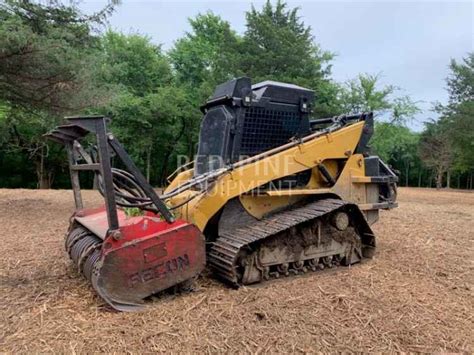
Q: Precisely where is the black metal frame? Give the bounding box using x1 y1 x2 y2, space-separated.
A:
45 116 174 232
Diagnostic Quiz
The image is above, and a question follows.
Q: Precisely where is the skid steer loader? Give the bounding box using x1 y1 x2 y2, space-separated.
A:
45 77 398 311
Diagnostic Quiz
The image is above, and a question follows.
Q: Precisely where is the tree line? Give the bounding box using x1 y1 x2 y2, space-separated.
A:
0 0 472 189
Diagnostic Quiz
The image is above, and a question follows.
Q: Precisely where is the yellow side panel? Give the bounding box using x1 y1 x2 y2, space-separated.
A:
240 154 368 219
239 194 304 219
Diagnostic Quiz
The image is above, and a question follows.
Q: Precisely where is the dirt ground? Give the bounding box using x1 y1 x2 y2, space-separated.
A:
0 188 473 353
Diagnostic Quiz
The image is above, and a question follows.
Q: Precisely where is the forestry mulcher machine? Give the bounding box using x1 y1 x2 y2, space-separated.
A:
45 77 397 311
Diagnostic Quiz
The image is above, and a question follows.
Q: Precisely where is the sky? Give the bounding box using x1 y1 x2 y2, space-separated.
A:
81 0 473 131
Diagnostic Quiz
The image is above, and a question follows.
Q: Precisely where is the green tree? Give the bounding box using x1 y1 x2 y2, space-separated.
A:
371 122 420 186
418 120 453 189
106 87 195 185
444 54 474 187
430 53 474 188
241 0 338 116
0 0 117 112
99 31 195 185
340 73 420 123
100 31 172 95
170 12 241 93
0 0 117 188
446 53 474 105
447 100 474 182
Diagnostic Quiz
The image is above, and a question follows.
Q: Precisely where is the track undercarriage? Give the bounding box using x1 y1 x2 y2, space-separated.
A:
209 198 375 286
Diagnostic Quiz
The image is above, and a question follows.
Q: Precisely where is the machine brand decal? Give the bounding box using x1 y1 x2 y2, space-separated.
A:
128 254 190 286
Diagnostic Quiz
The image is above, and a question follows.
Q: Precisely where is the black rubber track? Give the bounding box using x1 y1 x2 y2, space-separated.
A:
209 198 372 285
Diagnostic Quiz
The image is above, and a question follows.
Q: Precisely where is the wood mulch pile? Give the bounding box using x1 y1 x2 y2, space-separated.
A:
1 187 473 352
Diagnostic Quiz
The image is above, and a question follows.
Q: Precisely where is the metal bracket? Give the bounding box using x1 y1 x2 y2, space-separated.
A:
44 116 175 232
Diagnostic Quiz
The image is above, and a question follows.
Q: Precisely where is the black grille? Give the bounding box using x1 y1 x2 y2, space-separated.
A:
240 107 302 156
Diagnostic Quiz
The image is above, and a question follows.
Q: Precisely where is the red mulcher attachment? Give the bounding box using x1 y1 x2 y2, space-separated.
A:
67 208 204 311
45 116 205 311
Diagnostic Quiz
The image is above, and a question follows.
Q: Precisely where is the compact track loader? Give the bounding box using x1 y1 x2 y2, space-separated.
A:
45 77 398 311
